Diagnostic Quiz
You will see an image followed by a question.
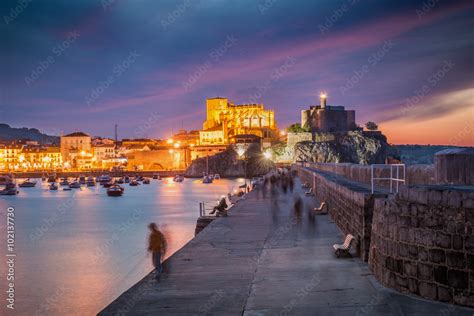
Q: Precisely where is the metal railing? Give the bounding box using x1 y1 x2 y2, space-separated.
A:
371 164 405 194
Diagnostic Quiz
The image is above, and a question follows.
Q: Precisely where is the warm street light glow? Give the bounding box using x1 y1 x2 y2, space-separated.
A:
174 143 180 148
80 150 86 156
167 138 173 144
280 130 286 136
168 149 174 154
320 92 327 99
263 151 272 159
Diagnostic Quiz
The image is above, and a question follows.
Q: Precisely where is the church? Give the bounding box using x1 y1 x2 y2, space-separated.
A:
199 97 277 147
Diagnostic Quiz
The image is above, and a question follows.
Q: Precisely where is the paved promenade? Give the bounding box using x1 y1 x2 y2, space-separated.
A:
100 178 474 315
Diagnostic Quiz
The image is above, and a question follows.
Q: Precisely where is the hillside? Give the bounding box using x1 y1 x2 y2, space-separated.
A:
0 123 60 144
395 145 468 165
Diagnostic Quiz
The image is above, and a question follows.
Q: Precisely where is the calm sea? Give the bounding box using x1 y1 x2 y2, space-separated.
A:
0 177 243 315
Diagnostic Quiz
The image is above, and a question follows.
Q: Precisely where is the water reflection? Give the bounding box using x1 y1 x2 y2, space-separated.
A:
0 178 241 315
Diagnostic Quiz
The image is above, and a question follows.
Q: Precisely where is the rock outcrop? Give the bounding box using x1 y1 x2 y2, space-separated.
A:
293 131 399 164
184 144 275 177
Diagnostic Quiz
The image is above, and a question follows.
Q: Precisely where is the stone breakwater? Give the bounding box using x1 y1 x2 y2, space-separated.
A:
295 164 474 307
370 185 474 306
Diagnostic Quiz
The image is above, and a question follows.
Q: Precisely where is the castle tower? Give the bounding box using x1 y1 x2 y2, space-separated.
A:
320 93 327 109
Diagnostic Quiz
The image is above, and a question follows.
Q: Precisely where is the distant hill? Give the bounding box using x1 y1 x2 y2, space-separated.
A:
0 123 60 144
395 145 468 165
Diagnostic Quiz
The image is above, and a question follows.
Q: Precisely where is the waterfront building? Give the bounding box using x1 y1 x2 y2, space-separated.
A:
0 144 24 171
301 94 356 133
92 143 116 169
60 132 92 169
0 144 62 171
126 146 190 171
200 97 277 147
22 146 62 170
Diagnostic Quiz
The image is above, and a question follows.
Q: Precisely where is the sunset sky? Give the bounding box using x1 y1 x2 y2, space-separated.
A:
1 0 473 145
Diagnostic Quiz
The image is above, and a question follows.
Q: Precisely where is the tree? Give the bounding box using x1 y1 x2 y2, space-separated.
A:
286 123 309 133
365 121 378 131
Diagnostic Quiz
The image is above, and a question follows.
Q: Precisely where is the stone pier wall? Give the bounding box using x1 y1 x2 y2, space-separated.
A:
369 186 474 306
295 165 383 261
301 162 435 186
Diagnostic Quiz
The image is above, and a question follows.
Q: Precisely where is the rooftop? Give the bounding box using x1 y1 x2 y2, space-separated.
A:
63 132 90 137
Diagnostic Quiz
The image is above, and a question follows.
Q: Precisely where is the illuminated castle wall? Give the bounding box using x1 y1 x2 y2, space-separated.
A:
200 97 277 145
301 94 356 133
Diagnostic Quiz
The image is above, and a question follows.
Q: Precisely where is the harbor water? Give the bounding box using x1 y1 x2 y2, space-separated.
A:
0 177 243 315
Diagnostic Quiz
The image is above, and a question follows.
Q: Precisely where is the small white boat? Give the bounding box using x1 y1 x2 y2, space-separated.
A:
213 174 221 180
173 175 184 182
0 175 13 185
143 178 150 184
19 179 37 188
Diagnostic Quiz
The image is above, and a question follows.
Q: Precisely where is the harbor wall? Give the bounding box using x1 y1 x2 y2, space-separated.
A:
369 186 474 306
294 163 474 307
300 162 435 186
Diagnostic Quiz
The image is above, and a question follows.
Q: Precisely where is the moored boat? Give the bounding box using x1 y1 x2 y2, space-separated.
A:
116 177 125 184
173 175 184 182
143 178 150 184
214 174 221 180
107 184 124 196
19 178 37 187
59 178 69 186
0 175 13 185
69 181 81 189
86 177 96 186
49 182 59 190
152 173 161 180
124 176 131 183
0 182 18 195
102 181 114 188
79 176 86 185
97 175 112 183
202 175 213 184
129 180 140 186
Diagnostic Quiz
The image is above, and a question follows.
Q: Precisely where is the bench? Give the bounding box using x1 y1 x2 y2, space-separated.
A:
305 187 313 196
333 234 355 258
313 201 327 214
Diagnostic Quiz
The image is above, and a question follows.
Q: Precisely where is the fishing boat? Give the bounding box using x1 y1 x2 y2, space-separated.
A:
0 183 18 195
143 178 150 184
116 177 125 184
152 173 161 180
129 180 140 186
86 177 96 187
124 176 131 183
63 187 72 191
69 180 81 189
18 179 37 188
59 178 69 186
102 181 114 188
135 175 144 182
173 175 184 182
202 175 213 184
107 184 124 196
214 174 221 180
49 182 59 190
79 176 86 185
96 175 112 183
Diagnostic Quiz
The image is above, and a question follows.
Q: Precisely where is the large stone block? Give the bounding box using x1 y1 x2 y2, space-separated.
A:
435 232 452 249
418 263 433 281
452 234 463 251
446 251 466 269
429 249 446 264
437 286 453 302
447 269 469 289
434 265 448 285
418 281 437 300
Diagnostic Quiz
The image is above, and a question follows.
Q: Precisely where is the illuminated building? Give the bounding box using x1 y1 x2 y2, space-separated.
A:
0 144 23 171
301 93 356 133
60 132 92 169
0 144 61 171
200 97 277 147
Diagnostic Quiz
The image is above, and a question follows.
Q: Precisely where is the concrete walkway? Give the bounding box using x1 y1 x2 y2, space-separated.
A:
99 179 474 315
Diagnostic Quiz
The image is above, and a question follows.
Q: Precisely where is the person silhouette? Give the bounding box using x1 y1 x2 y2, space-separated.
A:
147 222 167 279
